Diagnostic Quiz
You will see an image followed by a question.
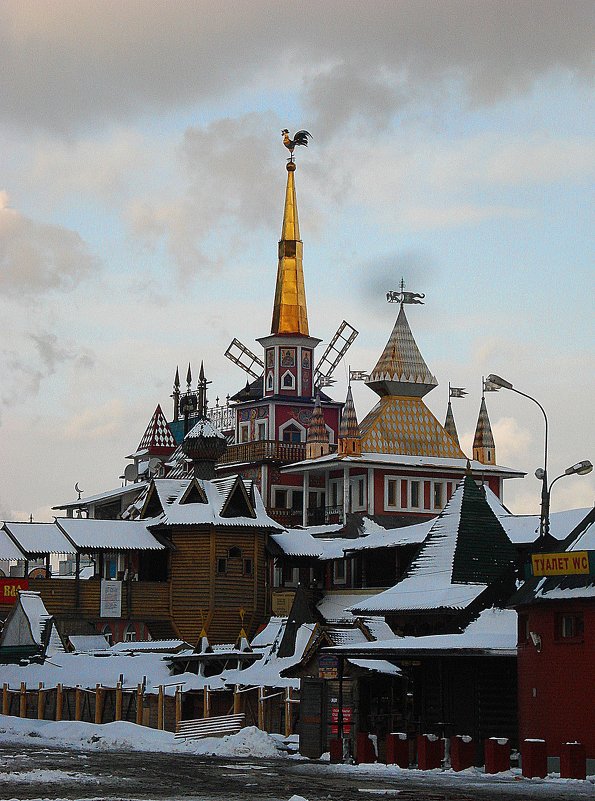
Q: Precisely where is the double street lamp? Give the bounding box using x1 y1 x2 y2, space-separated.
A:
486 374 592 545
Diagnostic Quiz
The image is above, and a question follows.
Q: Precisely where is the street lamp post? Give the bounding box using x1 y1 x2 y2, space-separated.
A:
486 374 549 542
539 460 594 539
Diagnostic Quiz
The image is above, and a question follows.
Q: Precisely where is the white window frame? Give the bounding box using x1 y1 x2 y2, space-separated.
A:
333 559 347 585
384 475 400 511
324 424 335 444
266 371 274 392
350 475 366 512
239 422 250 443
432 480 446 510
256 420 268 440
280 370 296 391
409 479 422 509
279 418 307 443
329 478 342 508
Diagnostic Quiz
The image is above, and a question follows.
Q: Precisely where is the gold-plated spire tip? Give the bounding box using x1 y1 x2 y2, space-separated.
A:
286 161 296 172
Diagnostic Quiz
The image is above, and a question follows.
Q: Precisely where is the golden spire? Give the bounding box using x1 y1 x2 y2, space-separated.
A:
271 161 309 335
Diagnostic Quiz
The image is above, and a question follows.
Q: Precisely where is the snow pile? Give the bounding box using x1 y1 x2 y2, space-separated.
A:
0 768 99 785
0 714 281 758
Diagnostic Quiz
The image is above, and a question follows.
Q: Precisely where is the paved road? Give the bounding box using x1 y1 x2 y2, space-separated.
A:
0 742 592 801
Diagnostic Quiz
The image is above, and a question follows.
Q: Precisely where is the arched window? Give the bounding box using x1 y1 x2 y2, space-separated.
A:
282 423 303 443
228 546 242 558
102 624 113 646
124 623 136 642
281 370 296 390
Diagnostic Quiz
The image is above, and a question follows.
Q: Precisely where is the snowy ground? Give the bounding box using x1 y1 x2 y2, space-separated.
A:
0 715 593 800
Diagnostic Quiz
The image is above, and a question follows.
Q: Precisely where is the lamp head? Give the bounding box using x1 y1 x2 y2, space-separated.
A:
486 373 513 390
535 468 545 480
565 460 593 477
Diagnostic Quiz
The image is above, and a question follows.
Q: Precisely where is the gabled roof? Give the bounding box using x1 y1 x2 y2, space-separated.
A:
55 518 165 551
351 475 516 614
0 526 27 560
2 522 75 555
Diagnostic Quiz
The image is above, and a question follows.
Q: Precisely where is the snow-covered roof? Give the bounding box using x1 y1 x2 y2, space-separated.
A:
186 418 226 440
111 639 188 653
568 517 594 551
2 522 75 555
269 529 347 559
53 482 148 510
0 527 27 560
151 476 279 529
348 658 402 676
484 488 591 544
18 591 52 646
317 592 377 622
283 451 523 477
56 519 164 551
69 635 111 652
344 516 432 552
331 608 517 656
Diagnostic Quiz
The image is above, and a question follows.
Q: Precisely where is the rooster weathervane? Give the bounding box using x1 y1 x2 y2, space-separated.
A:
282 129 312 162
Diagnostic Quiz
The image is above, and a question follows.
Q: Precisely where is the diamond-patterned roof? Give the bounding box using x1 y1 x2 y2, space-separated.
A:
339 386 360 439
473 396 495 450
360 396 466 458
137 404 176 454
366 305 437 398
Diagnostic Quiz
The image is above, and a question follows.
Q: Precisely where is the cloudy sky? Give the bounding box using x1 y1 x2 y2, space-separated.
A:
1 0 593 521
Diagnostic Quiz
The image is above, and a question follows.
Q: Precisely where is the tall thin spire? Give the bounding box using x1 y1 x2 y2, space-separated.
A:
473 394 496 465
271 161 309 336
338 385 361 457
444 400 460 447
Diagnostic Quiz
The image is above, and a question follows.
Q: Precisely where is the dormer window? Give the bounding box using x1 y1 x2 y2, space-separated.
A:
282 423 302 443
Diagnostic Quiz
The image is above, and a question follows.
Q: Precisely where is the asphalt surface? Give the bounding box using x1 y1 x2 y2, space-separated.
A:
0 741 592 801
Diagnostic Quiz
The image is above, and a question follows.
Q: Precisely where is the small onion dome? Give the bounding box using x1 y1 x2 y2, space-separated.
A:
182 417 227 464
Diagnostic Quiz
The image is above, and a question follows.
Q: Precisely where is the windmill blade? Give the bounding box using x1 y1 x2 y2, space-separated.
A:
224 338 264 380
314 321 359 385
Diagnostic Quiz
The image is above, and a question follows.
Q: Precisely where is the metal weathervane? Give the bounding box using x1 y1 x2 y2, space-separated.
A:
386 277 425 305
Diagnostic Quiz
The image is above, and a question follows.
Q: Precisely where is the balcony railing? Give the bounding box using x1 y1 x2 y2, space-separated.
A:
268 508 303 528
308 505 344 525
218 440 306 465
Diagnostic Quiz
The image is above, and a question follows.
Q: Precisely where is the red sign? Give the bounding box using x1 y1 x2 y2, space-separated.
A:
330 706 353 736
0 578 29 604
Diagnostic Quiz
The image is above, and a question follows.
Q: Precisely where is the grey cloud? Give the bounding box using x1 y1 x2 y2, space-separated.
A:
0 2 592 134
0 193 98 296
358 250 438 308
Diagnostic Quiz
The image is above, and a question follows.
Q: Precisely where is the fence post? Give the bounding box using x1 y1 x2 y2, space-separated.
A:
257 686 264 730
95 684 103 725
203 686 210 719
136 684 143 726
284 687 292 738
115 682 123 722
37 682 45 720
233 685 241 715
175 687 182 728
2 684 9 716
19 682 27 718
75 686 82 721
56 684 63 721
157 685 164 730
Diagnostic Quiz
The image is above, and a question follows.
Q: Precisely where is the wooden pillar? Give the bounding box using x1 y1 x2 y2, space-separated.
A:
115 682 123 721
75 552 81 608
75 686 82 721
45 553 51 577
95 684 103 725
203 686 210 719
302 471 309 527
2 684 9 716
342 465 349 524
233 685 241 715
136 684 143 726
55 684 63 721
284 687 292 738
19 682 26 718
37 683 45 720
175 687 182 728
257 687 264 730
157 685 164 730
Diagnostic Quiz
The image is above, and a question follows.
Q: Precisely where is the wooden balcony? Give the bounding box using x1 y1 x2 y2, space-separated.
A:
29 578 171 620
218 440 306 466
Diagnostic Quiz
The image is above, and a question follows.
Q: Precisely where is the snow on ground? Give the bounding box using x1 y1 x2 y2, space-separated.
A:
0 714 280 758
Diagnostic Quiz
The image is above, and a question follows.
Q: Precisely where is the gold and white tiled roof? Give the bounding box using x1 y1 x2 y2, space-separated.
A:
360 396 466 458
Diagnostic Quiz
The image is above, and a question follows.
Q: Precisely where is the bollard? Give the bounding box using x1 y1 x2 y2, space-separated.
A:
522 739 547 778
356 731 376 764
450 735 474 771
560 742 586 780
386 732 409 767
484 737 510 773
417 734 441 770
